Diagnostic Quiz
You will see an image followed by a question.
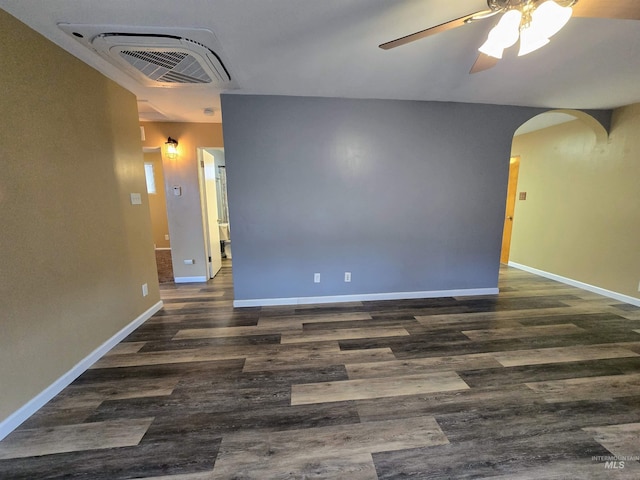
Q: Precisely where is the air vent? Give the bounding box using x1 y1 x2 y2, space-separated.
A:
58 24 235 89
92 34 231 87
120 50 212 84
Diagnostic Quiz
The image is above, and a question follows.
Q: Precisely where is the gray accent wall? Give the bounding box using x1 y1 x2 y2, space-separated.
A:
220 94 602 302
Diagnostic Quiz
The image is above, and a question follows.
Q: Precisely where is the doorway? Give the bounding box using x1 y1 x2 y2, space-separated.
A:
500 156 520 264
197 148 231 279
143 147 174 283
197 148 223 279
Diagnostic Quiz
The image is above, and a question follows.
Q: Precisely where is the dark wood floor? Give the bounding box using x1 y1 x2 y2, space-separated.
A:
2 262 640 479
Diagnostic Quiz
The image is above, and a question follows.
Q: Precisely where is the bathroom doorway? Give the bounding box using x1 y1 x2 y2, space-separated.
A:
197 148 231 279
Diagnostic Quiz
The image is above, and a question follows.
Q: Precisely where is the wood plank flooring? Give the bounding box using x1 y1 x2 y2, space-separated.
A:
1 262 640 478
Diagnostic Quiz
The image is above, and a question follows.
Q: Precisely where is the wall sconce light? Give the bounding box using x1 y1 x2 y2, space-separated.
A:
165 137 179 159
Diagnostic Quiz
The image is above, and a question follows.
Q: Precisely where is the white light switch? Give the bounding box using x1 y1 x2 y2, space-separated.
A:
130 193 142 205
173 186 182 196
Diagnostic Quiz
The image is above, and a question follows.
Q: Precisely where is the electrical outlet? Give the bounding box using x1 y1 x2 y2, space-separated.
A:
164 234 170 240
314 273 321 283
184 259 195 265
142 283 148 297
344 272 351 282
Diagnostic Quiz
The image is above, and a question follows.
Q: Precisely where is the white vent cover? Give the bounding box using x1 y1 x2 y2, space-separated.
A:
119 48 212 84
58 24 235 88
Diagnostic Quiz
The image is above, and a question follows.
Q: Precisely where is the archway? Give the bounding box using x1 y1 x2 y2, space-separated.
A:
514 109 609 144
500 109 609 264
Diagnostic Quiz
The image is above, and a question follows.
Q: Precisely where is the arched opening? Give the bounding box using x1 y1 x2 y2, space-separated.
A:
500 109 610 266
514 109 609 144
500 105 640 306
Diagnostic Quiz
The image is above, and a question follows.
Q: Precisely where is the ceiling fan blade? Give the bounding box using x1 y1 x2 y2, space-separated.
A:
572 0 640 20
379 11 487 50
469 53 499 74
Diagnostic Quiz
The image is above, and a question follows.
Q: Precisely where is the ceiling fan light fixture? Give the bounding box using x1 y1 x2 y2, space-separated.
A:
532 1 573 39
518 0 573 56
478 9 522 58
518 27 550 56
479 40 505 59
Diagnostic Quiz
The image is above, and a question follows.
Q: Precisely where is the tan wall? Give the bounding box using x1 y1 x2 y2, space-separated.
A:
510 105 640 300
140 122 224 280
0 11 160 423
144 151 171 249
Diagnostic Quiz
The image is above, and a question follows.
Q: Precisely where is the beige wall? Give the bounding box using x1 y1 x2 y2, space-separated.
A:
510 105 640 300
144 151 171 249
0 11 160 423
140 122 224 280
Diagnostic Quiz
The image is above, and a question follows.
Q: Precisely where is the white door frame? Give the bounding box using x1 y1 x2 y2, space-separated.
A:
197 148 223 279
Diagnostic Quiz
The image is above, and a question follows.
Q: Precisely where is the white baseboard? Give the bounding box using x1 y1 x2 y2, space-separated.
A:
508 262 640 307
233 288 499 308
174 276 207 283
0 300 163 441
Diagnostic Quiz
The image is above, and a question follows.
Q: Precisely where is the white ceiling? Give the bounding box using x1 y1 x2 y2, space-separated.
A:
3 0 640 124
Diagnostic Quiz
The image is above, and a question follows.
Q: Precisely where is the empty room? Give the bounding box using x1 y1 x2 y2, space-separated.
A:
1 1 640 478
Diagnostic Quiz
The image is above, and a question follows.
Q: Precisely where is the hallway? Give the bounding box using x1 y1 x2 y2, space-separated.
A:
1 263 640 478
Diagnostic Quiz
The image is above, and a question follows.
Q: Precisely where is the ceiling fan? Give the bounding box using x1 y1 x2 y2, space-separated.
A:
379 0 640 73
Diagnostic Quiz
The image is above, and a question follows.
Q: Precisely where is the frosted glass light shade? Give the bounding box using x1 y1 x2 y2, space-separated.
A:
533 0 573 39
518 1 573 56
479 10 522 59
479 39 506 59
518 28 550 56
